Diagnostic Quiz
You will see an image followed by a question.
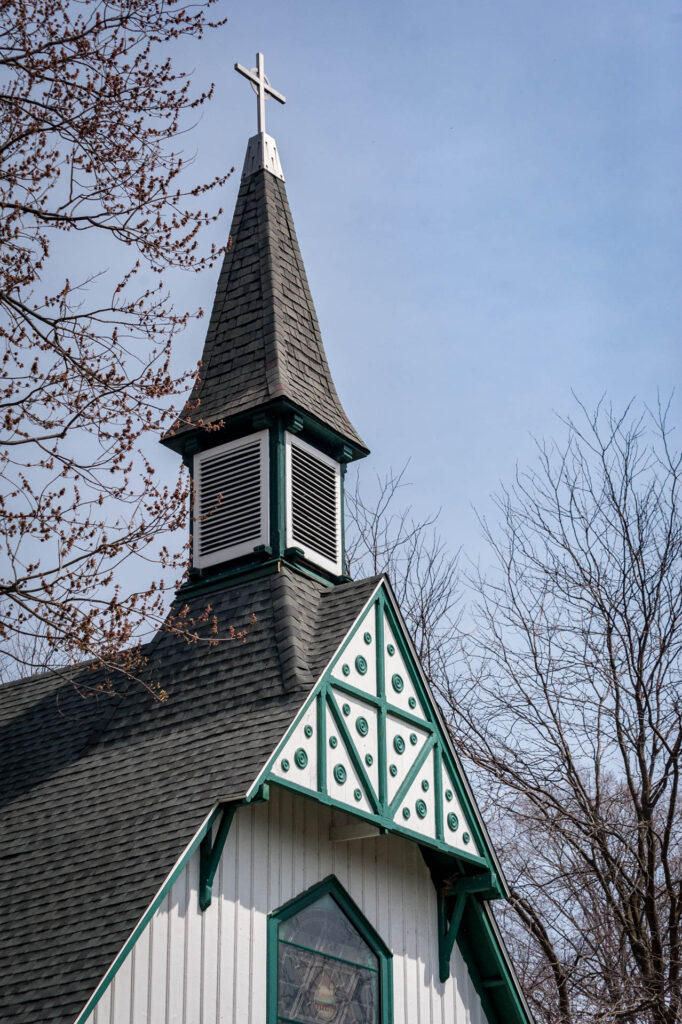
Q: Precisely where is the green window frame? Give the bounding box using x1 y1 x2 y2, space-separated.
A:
267 875 393 1024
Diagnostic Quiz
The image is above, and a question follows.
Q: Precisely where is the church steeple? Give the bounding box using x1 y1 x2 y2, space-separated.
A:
162 54 368 587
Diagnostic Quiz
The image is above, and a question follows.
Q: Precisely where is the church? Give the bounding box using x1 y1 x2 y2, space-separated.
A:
0 55 533 1024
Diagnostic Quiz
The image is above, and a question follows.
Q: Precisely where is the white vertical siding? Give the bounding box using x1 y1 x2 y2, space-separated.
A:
87 786 490 1024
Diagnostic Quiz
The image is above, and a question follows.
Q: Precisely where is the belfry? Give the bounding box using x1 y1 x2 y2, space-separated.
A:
0 54 533 1024
162 54 367 587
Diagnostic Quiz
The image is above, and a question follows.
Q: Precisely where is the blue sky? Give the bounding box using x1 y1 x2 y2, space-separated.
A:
159 0 682 563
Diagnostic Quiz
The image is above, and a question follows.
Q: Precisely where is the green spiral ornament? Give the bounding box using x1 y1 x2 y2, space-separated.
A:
294 748 308 769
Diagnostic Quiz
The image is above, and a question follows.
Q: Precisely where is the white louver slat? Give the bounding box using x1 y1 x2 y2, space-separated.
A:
193 431 269 568
286 434 341 574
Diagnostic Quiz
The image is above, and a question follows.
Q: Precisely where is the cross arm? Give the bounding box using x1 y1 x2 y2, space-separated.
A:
234 62 286 105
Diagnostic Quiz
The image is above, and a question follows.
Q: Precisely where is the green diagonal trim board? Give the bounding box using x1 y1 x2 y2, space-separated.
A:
327 688 380 813
388 733 436 817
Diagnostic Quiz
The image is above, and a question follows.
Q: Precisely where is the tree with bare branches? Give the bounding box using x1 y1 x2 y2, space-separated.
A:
348 401 682 1024
345 463 461 687
0 0 230 686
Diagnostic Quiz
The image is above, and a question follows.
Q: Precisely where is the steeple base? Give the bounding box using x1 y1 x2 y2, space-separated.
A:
242 132 284 180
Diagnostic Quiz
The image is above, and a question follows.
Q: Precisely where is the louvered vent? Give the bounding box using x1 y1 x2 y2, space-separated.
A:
287 436 340 572
193 432 268 568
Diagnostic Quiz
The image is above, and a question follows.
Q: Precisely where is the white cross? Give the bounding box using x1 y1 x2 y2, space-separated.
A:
234 52 286 135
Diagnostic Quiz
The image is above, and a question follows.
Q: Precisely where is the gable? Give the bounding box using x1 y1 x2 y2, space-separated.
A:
79 790 508 1024
255 581 500 874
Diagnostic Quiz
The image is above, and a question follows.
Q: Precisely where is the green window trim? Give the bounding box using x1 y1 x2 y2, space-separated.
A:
267 875 394 1024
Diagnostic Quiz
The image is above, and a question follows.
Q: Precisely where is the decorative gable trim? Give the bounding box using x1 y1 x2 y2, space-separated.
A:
250 579 504 877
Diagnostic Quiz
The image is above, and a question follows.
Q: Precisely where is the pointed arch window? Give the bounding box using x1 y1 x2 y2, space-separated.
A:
268 875 393 1024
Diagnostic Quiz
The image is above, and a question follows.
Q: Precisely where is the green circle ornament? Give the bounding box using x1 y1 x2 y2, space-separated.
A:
447 812 459 832
363 632 372 645
356 716 369 737
421 779 430 792
333 764 347 784
342 663 350 676
389 764 398 777
410 733 418 746
387 643 395 656
391 673 404 693
402 807 411 820
365 753 373 766
281 758 290 773
416 799 427 819
463 832 471 845
342 703 351 716
354 788 362 802
304 724 313 738
355 655 368 675
294 748 308 769
329 736 338 749
445 789 453 802
393 735 405 755
408 697 416 709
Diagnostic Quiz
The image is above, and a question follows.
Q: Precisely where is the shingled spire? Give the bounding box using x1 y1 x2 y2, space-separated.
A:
163 52 365 456
163 54 368 587
164 161 365 451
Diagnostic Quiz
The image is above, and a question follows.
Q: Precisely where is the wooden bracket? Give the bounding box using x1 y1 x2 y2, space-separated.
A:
199 805 236 912
437 871 499 982
198 787 270 912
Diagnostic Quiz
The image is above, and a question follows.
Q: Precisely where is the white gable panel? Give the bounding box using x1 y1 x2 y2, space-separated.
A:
385 714 431 805
442 760 481 857
329 686 380 796
383 612 428 720
325 703 374 813
83 789 493 1024
329 603 378 697
395 746 438 841
270 697 318 791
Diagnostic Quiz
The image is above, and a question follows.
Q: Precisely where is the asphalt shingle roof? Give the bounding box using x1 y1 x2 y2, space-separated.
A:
165 165 366 451
0 568 380 1024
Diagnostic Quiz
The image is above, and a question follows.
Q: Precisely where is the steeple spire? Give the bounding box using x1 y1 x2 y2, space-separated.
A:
163 54 367 586
163 54 365 455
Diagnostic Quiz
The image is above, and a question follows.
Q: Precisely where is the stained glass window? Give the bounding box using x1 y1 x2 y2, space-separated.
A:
277 891 381 1024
